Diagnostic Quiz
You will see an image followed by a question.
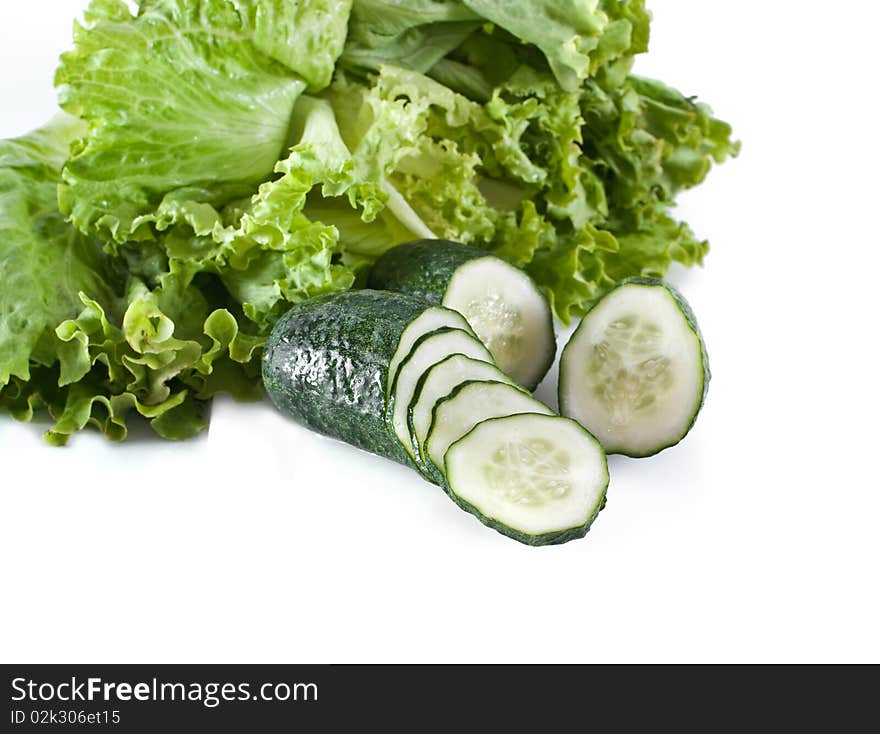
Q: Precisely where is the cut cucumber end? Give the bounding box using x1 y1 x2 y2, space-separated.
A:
390 329 493 461
426 380 553 474
559 278 709 458
444 413 609 546
443 257 555 390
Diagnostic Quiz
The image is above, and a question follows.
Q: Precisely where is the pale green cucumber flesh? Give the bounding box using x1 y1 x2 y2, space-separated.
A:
442 256 555 390
559 277 709 458
369 239 555 390
444 413 609 546
426 380 553 474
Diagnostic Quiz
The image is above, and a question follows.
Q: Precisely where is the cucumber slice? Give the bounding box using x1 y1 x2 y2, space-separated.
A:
558 277 710 458
409 354 514 462
390 329 493 461
263 290 432 467
444 256 555 390
386 305 475 400
426 380 553 474
445 413 609 546
369 240 555 390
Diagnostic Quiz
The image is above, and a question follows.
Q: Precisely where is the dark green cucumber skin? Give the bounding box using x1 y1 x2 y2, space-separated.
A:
443 414 610 547
559 276 710 459
367 239 490 304
444 481 608 547
262 290 429 468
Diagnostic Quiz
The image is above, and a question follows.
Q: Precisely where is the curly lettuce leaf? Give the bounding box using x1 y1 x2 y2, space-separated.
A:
207 89 437 328
54 0 352 244
47 281 263 445
314 64 737 323
0 115 118 385
0 117 265 445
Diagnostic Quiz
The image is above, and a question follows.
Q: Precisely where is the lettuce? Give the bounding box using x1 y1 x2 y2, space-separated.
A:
55 0 350 244
0 118 264 445
342 0 480 73
341 0 651 92
311 62 736 321
1 0 737 444
0 115 116 385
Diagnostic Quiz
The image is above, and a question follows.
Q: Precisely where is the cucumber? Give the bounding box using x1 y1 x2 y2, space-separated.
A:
426 380 553 475
386 305 476 400
409 354 515 462
444 413 609 546
390 328 493 462
558 277 710 458
264 290 610 546
262 290 432 467
369 239 556 390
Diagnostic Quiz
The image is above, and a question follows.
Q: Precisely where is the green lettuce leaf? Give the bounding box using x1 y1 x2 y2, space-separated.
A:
314 64 737 323
0 117 265 445
342 0 480 73
55 0 353 244
461 0 610 92
0 115 117 385
250 0 354 91
342 1 651 93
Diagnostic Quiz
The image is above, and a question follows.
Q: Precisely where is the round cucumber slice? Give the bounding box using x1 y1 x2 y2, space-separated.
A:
444 413 609 546
559 277 710 457
442 256 555 390
426 380 553 474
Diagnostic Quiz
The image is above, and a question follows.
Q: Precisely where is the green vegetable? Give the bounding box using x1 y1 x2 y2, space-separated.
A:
425 379 553 475
369 239 556 389
444 412 609 545
558 277 710 457
341 0 481 73
385 307 476 399
262 289 432 467
0 115 113 387
388 326 492 467
263 289 610 545
0 116 264 445
1 0 735 444
408 354 513 467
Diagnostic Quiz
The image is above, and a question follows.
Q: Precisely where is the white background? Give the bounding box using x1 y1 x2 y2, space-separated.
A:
1 1 879 663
